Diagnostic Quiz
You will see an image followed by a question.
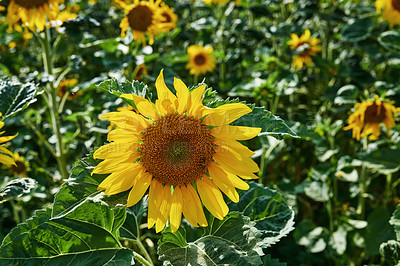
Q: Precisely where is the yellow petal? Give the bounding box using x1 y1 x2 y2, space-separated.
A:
181 185 208 227
121 94 158 119
0 133 18 144
93 142 139 159
210 125 260 140
97 164 143 193
107 129 142 143
155 69 176 103
202 103 251 126
213 149 259 176
208 162 239 202
197 177 229 220
0 153 16 166
156 185 172 233
0 145 16 157
127 172 152 207
174 77 190 113
169 186 183 233
214 138 255 158
92 154 139 174
188 85 206 118
211 162 250 190
148 179 163 229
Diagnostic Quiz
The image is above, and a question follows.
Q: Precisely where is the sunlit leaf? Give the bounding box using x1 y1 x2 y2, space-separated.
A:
358 148 400 174
0 178 36 203
0 79 37 119
378 31 400 53
158 212 263 265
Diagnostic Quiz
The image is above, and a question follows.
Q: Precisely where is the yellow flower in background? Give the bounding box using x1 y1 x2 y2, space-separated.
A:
4 152 28 176
158 2 178 33
0 113 18 166
186 45 216 76
57 78 82 100
92 70 260 233
344 95 400 141
288 29 322 69
5 0 64 32
118 0 165 45
375 0 400 25
202 0 241 5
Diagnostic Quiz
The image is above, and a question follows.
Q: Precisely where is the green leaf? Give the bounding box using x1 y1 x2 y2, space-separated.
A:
228 182 295 248
294 220 328 253
358 148 400 174
234 107 298 140
378 31 400 53
52 155 129 218
390 203 400 241
341 17 372 42
0 178 36 203
96 78 151 108
119 197 148 240
0 200 128 262
0 79 37 119
262 254 287 266
158 212 263 266
365 207 396 256
0 248 134 266
380 240 400 266
79 38 124 53
334 85 359 105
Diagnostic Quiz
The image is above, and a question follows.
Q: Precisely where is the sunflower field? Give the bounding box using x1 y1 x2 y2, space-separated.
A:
0 0 400 265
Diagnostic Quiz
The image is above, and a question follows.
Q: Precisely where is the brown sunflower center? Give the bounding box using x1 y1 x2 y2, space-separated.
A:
14 0 48 9
140 113 214 186
364 102 386 124
128 5 153 32
392 0 400 11
194 54 206 65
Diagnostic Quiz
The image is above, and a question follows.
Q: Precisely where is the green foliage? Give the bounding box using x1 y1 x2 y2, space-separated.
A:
378 31 400 53
390 204 400 241
0 178 36 203
158 212 263 266
234 107 298 140
0 80 37 119
228 182 295 248
0 200 129 263
379 240 400 266
358 148 400 174
119 198 148 241
340 17 373 42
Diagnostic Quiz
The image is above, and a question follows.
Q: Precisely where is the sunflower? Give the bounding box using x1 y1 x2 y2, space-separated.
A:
118 0 165 46
157 2 178 33
288 29 322 69
57 78 81 100
5 0 64 32
0 113 17 166
92 70 260 233
375 0 400 25
186 45 216 76
344 95 400 141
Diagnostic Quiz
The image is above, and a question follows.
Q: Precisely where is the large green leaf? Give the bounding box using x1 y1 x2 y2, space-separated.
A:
340 17 372 42
0 248 134 266
390 203 400 241
379 240 400 266
97 78 151 108
0 200 128 263
378 31 400 53
52 155 129 218
358 148 400 174
262 254 287 266
234 107 298 140
228 182 295 248
0 178 36 203
0 79 37 119
158 212 263 265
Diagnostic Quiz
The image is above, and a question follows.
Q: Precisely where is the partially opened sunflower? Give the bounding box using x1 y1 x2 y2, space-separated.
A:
375 0 400 25
92 70 260 233
288 29 322 69
344 95 400 141
0 113 17 166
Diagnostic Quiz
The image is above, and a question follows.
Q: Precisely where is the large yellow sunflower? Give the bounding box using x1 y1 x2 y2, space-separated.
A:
186 45 216 76
92 70 260 233
376 0 400 25
118 0 165 45
288 29 322 69
344 95 400 141
0 113 17 166
5 0 64 32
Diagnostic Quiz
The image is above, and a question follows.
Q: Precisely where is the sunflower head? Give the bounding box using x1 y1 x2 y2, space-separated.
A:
5 0 67 32
0 113 18 166
92 70 261 233
375 0 400 25
57 78 81 100
186 45 216 76
344 95 400 141
288 29 322 69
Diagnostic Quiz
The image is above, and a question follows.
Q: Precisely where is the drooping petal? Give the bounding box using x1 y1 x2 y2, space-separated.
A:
169 186 183 233
0 153 15 166
181 185 208 227
202 103 252 126
197 177 229 220
155 185 172 233
127 171 152 207
0 133 18 144
208 162 239 202
148 179 163 229
213 149 259 177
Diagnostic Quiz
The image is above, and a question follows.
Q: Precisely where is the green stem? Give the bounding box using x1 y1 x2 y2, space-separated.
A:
10 200 20 224
42 28 69 180
127 42 140 81
383 173 392 207
135 238 154 266
131 250 152 266
357 138 368 219
271 95 280 114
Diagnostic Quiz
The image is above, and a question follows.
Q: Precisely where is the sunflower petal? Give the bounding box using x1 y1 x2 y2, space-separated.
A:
208 162 239 202
174 77 190 113
156 69 176 103
127 172 152 207
197 177 229 220
155 185 172 233
181 185 208 227
121 94 158 119
169 186 183 233
203 103 252 126
148 179 163 229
